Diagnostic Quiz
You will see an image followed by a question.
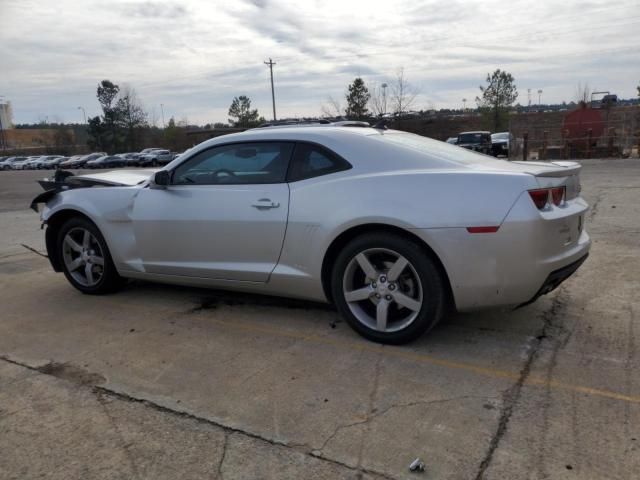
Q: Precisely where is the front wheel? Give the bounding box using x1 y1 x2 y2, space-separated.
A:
331 233 446 344
57 217 125 294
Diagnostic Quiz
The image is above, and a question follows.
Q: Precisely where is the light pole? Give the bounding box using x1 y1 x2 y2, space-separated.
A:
0 96 5 151
538 89 543 106
77 106 86 124
160 103 166 128
381 83 388 115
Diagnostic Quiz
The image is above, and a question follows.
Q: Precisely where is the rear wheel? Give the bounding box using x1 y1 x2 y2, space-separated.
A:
331 233 446 344
57 217 125 294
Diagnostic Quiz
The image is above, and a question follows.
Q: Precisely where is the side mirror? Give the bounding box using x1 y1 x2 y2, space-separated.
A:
151 170 170 189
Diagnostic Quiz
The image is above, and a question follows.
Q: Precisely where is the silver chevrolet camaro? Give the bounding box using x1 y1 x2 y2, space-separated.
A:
32 123 590 344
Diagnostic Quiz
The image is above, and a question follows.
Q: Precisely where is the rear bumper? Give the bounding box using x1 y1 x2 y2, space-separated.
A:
516 253 588 308
412 193 591 311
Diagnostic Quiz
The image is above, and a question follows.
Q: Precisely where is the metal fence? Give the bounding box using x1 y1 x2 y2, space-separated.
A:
509 105 640 160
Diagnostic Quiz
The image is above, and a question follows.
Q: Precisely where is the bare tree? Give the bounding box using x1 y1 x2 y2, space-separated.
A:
320 96 343 118
115 84 148 151
575 82 591 104
391 67 418 115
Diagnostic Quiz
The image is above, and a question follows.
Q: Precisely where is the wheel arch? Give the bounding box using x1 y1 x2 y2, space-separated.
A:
320 223 455 309
45 209 96 272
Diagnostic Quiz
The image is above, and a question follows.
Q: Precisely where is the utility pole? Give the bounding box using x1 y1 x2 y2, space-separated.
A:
264 58 277 121
527 89 531 111
160 103 166 128
381 83 388 115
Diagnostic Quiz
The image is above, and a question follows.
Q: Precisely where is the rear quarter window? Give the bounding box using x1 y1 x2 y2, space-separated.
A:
287 142 351 182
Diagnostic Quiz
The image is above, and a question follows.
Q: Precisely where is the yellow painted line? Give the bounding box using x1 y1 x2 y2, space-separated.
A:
207 317 640 405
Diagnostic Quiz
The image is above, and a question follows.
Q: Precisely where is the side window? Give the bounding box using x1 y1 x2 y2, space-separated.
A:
287 143 351 182
172 142 294 185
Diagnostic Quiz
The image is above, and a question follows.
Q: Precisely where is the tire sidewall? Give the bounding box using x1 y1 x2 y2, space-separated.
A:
57 217 122 294
331 233 445 344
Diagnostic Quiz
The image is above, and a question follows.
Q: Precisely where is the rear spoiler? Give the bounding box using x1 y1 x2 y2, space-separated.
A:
511 161 582 178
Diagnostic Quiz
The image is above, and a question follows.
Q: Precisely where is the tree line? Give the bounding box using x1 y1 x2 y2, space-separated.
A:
318 67 517 131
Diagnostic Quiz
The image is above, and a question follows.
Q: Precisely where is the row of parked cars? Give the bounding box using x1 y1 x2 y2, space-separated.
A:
446 131 511 157
0 148 182 171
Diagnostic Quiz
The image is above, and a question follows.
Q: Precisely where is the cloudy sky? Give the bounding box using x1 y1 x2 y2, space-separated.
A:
1 0 638 125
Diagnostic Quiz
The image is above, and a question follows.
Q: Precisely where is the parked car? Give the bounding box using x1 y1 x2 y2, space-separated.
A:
446 137 458 144
43 156 68 169
59 153 107 169
1 156 28 170
86 155 126 169
11 157 37 170
116 153 141 167
457 131 492 155
32 123 590 344
29 155 64 169
138 149 173 167
58 155 83 169
139 148 164 155
491 132 511 157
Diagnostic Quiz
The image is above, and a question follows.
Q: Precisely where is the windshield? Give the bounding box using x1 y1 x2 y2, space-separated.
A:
492 132 509 140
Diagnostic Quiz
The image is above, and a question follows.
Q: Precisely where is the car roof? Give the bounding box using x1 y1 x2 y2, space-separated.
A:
459 131 491 135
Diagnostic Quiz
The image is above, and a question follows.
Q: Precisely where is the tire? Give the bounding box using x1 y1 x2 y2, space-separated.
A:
331 232 446 344
151 159 158 167
57 217 125 294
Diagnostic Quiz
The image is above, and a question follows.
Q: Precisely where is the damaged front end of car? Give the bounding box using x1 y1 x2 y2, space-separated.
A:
30 169 154 212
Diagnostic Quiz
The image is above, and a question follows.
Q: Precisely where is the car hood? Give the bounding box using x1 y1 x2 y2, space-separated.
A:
73 169 159 186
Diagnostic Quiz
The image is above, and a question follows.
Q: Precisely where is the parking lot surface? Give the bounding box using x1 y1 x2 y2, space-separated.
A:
0 161 638 479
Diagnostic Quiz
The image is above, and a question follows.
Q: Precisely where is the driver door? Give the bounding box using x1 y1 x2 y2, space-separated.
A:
131 141 294 282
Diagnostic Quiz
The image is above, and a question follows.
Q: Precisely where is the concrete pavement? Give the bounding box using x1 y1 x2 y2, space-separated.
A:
0 161 638 479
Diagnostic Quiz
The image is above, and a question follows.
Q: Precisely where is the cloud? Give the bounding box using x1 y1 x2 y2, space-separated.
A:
1 0 638 124
119 1 187 19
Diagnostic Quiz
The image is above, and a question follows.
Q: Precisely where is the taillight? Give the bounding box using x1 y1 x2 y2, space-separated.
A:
551 186 565 206
528 189 549 209
528 186 566 210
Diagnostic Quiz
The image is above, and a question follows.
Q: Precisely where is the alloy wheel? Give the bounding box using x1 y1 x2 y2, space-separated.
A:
342 248 423 333
62 227 105 287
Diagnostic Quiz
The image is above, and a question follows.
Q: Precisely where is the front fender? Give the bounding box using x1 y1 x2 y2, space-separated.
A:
40 187 142 273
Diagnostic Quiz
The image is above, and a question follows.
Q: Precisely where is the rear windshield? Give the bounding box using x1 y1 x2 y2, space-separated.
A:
371 131 506 166
458 133 488 143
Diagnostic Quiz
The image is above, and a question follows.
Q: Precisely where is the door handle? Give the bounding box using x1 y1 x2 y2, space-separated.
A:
251 199 280 209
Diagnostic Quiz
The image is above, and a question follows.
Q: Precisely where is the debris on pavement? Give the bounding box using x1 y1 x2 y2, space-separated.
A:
409 458 426 473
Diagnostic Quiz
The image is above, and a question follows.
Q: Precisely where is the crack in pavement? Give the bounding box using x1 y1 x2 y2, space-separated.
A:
95 391 142 480
473 292 566 480
316 395 494 455
216 431 229 480
588 191 604 221
0 355 396 480
354 350 384 474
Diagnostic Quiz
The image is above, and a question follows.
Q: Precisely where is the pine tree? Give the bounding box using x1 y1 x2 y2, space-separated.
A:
344 78 370 120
